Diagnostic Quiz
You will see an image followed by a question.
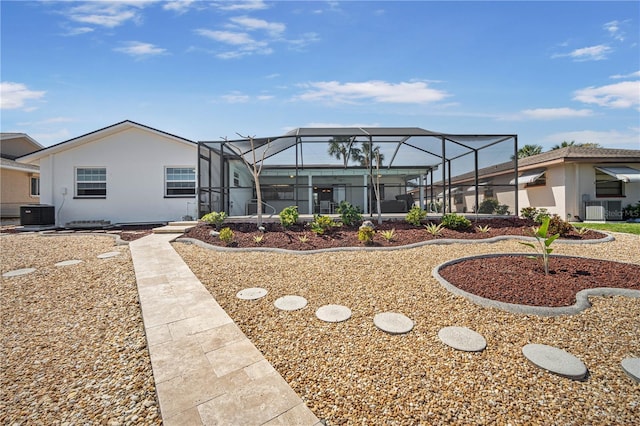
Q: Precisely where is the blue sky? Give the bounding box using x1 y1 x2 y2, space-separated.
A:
1 0 639 149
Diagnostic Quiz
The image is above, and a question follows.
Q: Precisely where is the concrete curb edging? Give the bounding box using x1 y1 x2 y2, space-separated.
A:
432 253 640 316
175 232 614 255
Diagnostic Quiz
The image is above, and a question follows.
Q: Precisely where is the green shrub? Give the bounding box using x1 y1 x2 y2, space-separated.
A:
623 202 640 220
310 215 338 235
336 201 362 226
279 206 299 229
547 214 573 237
478 198 500 214
218 227 234 245
495 204 510 215
441 213 471 230
520 206 538 220
405 205 427 226
200 211 226 228
358 226 375 245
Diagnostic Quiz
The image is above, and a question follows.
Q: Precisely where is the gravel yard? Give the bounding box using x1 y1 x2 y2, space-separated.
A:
2 231 638 425
1 233 160 425
174 233 640 425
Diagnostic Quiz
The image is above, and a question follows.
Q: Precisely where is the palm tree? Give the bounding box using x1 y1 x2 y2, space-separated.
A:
327 136 361 168
356 141 385 167
551 140 601 150
514 144 543 159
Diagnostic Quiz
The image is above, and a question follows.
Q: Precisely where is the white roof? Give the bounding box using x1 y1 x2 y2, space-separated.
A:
595 166 640 183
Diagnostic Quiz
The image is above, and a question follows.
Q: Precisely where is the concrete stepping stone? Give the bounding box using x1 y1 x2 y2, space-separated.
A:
2 268 36 278
438 326 487 352
97 251 121 259
236 287 268 300
621 357 640 383
522 343 587 380
274 295 308 311
373 312 414 335
55 259 83 267
315 304 352 323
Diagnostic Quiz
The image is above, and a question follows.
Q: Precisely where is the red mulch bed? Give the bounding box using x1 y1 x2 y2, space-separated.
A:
438 255 640 307
182 217 605 251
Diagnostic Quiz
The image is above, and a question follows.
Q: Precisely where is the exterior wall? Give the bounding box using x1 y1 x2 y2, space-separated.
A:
39 127 196 225
0 168 39 217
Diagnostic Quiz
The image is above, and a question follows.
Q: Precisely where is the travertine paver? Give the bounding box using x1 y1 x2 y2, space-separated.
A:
129 234 320 426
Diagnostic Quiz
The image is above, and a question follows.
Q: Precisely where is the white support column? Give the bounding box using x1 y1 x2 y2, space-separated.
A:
419 174 425 210
363 174 369 214
308 175 313 215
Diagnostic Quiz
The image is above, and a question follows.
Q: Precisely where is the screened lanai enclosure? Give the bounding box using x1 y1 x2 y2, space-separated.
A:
197 128 518 218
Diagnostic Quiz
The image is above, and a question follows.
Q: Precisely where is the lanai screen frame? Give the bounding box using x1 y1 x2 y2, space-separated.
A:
197 127 519 217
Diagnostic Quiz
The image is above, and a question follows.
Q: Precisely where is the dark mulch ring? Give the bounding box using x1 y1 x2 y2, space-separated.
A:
438 255 640 307
182 217 606 251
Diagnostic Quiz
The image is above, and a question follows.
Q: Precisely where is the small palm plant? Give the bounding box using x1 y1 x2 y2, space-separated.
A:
380 228 396 242
519 216 559 275
424 222 444 236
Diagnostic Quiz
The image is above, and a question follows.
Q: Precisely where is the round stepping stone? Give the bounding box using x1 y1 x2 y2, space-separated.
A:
621 357 640 383
236 287 268 300
274 295 307 311
373 312 414 335
2 267 36 278
97 251 120 259
522 343 587 380
438 326 487 352
315 304 352 323
55 259 83 267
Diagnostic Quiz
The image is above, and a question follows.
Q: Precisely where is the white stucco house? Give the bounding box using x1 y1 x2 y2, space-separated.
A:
17 120 197 226
436 146 640 221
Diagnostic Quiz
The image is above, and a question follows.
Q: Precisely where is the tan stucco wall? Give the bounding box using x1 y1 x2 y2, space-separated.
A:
1 169 39 217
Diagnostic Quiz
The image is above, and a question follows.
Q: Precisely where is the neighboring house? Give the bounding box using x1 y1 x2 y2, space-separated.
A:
0 133 43 218
17 121 197 226
437 146 640 221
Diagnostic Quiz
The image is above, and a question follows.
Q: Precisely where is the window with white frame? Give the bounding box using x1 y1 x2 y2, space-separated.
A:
165 167 196 197
30 176 40 196
76 167 106 198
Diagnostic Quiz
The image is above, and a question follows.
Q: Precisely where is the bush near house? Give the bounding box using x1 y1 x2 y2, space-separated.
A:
478 198 510 215
623 202 640 221
201 211 226 228
441 213 472 230
520 206 571 237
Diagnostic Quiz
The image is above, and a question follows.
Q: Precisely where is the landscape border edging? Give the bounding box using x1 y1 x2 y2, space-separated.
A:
175 232 614 255
432 253 640 317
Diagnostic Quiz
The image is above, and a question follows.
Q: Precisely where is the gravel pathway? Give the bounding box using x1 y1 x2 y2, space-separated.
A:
1 234 160 425
174 233 640 425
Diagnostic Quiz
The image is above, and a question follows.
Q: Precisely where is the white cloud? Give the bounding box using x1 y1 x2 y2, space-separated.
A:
573 81 640 109
542 129 640 149
229 16 285 36
553 44 612 61
0 82 46 110
610 70 640 79
195 28 272 58
114 41 168 58
221 92 250 103
295 80 450 104
521 108 594 120
217 0 268 11
163 0 196 14
64 2 150 28
604 20 625 42
62 26 94 36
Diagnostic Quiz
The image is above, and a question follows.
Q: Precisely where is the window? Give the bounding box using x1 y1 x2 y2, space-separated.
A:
30 177 40 196
76 167 106 198
525 174 546 188
233 171 240 187
261 184 294 200
166 167 196 197
595 171 624 197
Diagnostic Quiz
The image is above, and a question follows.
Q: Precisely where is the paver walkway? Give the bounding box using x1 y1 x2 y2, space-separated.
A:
129 233 320 426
